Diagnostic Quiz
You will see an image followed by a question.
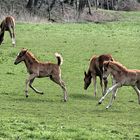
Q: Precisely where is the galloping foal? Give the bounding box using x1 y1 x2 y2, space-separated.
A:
98 61 140 109
84 54 114 96
14 49 67 102
0 16 16 47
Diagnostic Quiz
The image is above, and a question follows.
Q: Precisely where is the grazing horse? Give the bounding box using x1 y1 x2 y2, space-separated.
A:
98 61 140 109
0 16 16 47
84 54 114 96
14 49 67 102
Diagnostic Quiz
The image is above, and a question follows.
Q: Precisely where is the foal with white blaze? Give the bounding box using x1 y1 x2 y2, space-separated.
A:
98 61 140 109
14 49 67 102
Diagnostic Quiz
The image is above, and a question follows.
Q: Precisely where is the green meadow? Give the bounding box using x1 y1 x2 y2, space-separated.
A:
0 11 140 139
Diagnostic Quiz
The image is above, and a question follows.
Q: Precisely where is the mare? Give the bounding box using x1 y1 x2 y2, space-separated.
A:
0 16 16 47
84 54 114 96
98 61 140 109
14 49 67 102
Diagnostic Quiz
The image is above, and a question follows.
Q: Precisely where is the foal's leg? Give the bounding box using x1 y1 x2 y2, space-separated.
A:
103 78 108 96
12 28 16 47
92 75 97 96
133 86 140 104
98 83 121 106
106 86 118 109
25 74 37 97
99 76 104 96
29 78 44 94
50 75 67 102
112 77 118 99
8 27 15 47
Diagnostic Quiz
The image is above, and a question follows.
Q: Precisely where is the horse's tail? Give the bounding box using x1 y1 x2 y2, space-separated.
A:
55 53 63 66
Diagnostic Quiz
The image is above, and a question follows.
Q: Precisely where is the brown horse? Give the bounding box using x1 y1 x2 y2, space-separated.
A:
98 60 140 109
14 49 67 102
84 54 114 96
0 16 16 47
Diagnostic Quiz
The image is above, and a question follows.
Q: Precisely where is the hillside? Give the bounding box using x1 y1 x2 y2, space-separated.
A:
0 0 140 23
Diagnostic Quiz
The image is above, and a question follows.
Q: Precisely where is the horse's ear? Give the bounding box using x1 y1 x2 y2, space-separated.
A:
22 49 28 55
106 61 110 67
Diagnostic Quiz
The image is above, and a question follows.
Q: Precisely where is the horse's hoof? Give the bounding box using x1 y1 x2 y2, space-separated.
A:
98 101 102 105
64 99 67 102
41 92 44 95
26 95 28 98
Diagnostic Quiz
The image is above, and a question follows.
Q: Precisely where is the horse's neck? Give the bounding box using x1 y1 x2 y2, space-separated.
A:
110 64 125 76
24 55 37 70
87 70 92 77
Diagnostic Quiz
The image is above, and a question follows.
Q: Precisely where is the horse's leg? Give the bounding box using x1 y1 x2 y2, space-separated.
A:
25 74 37 98
8 27 15 47
99 75 104 96
103 77 108 96
12 27 16 46
106 87 118 109
133 86 140 104
92 75 97 96
50 75 67 102
112 77 118 99
98 83 121 105
29 78 44 94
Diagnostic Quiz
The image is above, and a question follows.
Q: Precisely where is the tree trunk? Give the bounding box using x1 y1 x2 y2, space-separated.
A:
60 1 65 16
107 0 109 10
26 0 34 9
95 0 98 10
87 0 92 15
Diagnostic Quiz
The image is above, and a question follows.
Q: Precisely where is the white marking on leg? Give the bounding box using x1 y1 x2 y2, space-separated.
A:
133 86 140 104
106 87 118 109
12 38 15 45
98 83 121 105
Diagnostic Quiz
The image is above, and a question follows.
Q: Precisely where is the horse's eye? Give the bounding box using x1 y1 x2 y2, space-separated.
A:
18 53 23 57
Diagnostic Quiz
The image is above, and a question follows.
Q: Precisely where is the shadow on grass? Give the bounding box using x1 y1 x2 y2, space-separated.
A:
69 93 98 101
11 96 66 104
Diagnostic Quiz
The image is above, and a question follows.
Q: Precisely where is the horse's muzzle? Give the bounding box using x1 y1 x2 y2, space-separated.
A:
103 77 107 80
14 61 17 65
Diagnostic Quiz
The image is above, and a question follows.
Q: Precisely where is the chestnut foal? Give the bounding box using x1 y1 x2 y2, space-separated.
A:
14 49 67 102
84 54 114 96
98 61 140 109
0 16 16 47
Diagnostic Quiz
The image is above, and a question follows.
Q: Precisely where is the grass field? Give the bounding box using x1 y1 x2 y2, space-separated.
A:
0 11 140 140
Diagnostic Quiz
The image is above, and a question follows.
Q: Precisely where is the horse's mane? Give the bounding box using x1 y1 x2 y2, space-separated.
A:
26 51 39 63
90 55 97 62
109 61 127 72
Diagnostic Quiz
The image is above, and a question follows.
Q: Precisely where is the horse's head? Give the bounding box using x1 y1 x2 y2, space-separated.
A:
14 49 28 65
103 61 110 80
84 71 92 90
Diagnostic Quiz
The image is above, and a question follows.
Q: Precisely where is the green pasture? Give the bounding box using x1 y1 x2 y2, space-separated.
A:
0 12 140 139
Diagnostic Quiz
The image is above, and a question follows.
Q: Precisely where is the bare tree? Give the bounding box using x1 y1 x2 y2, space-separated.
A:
26 0 34 9
78 0 92 17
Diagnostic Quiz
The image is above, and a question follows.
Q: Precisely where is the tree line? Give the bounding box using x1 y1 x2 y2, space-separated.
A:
26 0 120 20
